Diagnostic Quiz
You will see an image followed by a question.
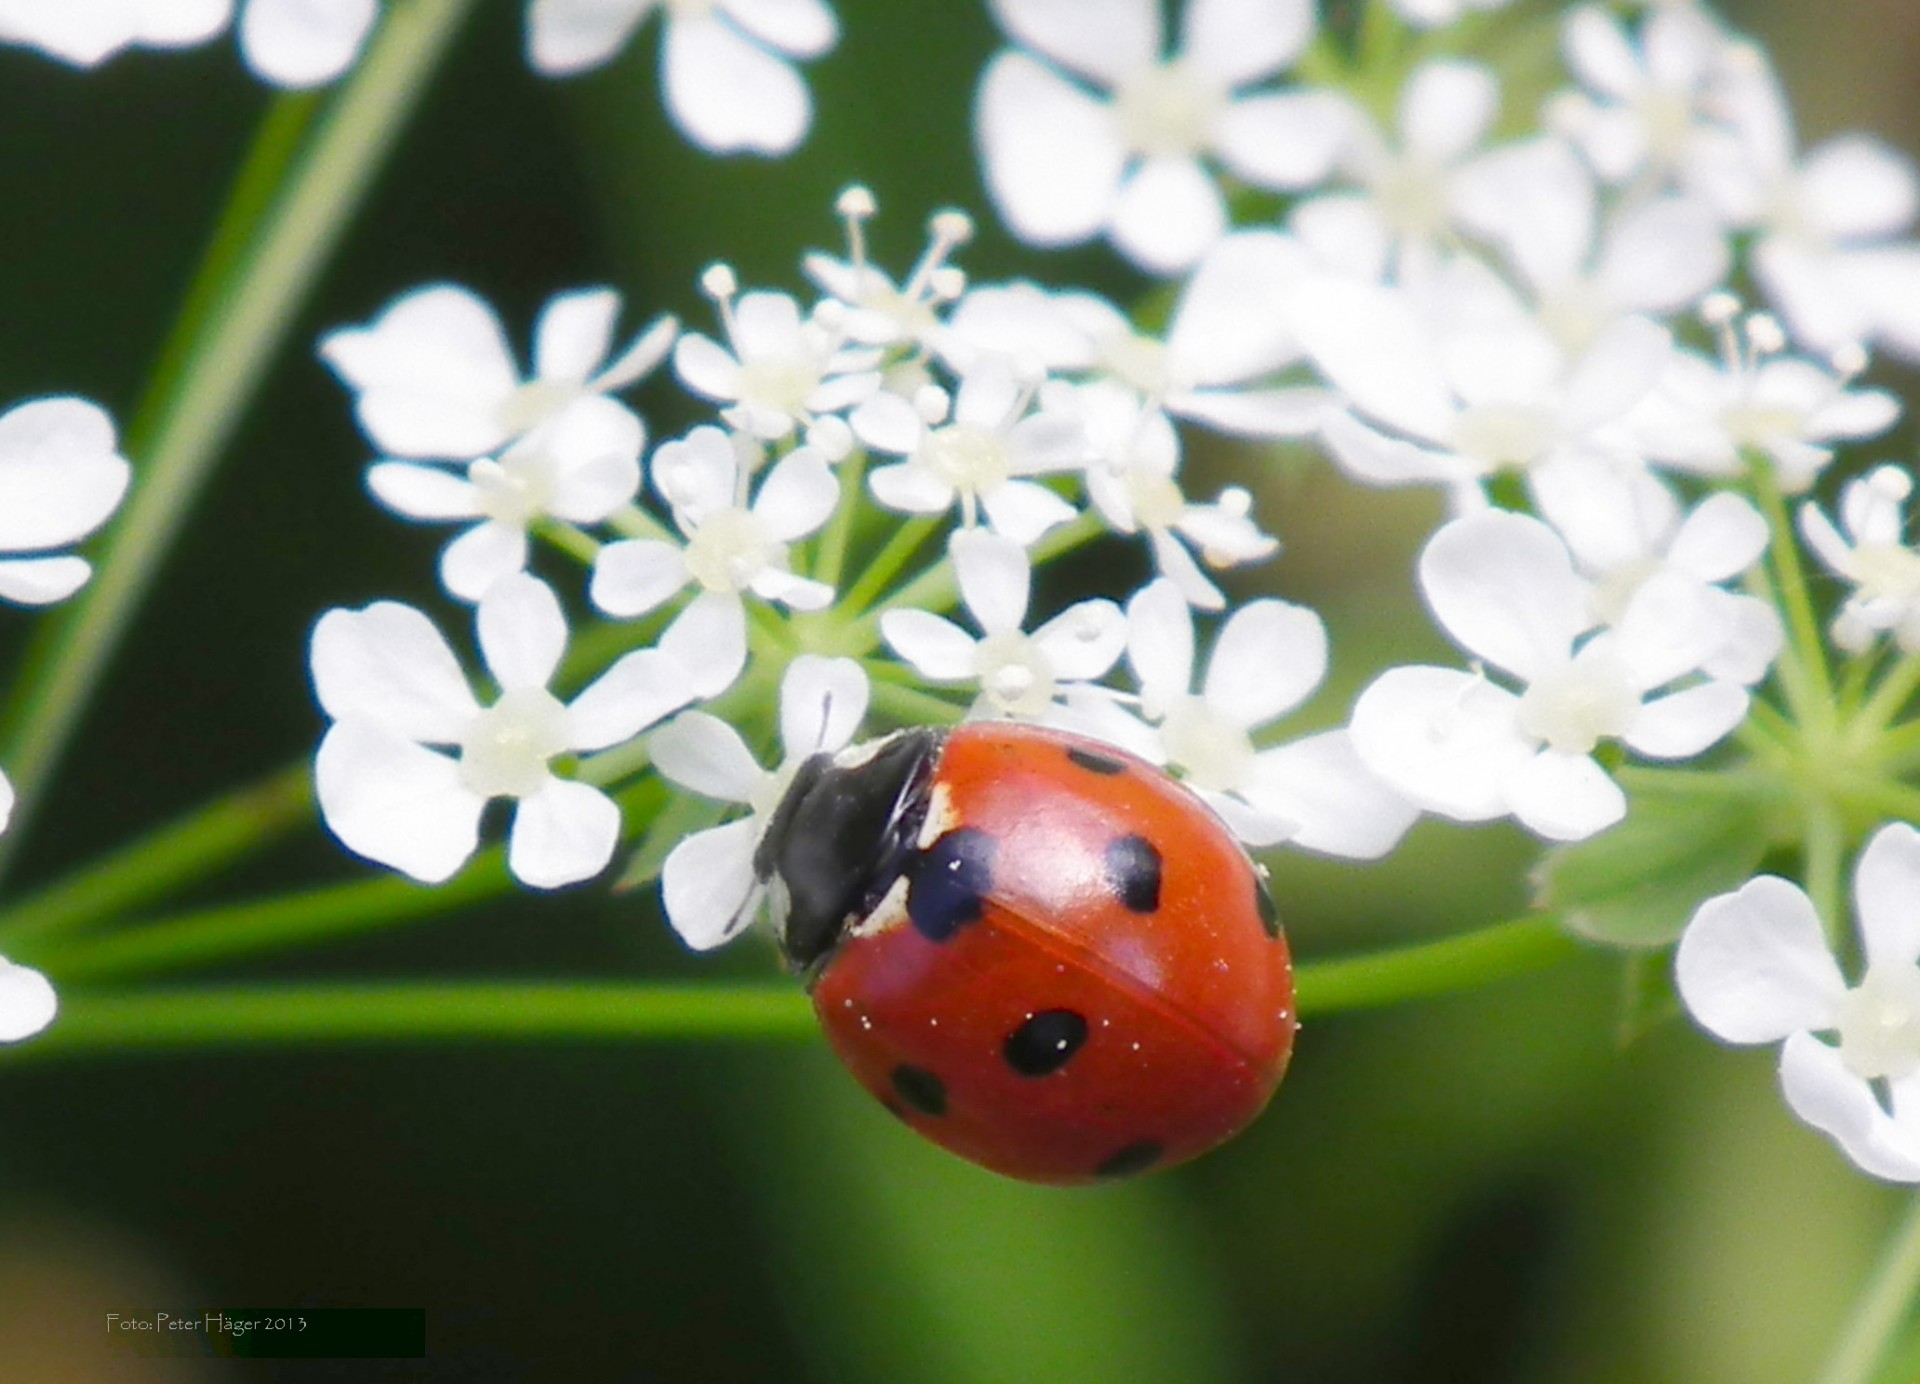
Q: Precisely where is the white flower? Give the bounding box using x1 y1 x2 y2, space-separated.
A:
1800 465 1920 653
526 0 838 156
1676 823 1920 1182
673 271 879 451
0 0 229 68
651 655 869 950
368 396 645 603
0 953 56 1043
855 360 1085 544
237 0 375 86
975 0 1346 274
1349 510 1749 842
1099 579 1417 856
0 397 133 606
590 426 834 696
803 188 973 351
1067 378 1276 610
320 283 674 462
881 528 1124 722
312 574 690 889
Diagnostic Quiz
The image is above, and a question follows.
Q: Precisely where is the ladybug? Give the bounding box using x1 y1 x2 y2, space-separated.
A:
756 720 1296 1185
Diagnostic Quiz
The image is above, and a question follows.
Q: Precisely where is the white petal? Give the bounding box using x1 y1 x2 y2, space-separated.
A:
849 391 925 455
980 479 1078 545
525 0 653 75
310 602 478 742
1625 681 1747 759
1196 787 1298 848
534 287 620 384
1676 876 1847 1042
595 313 679 391
568 649 690 751
780 655 871 757
1126 579 1196 711
1181 0 1312 85
1216 90 1350 189
753 446 840 540
1166 230 1309 385
723 0 838 59
1204 598 1326 728
1348 665 1532 821
976 50 1127 247
314 721 483 883
549 450 644 525
0 954 55 1042
1286 277 1456 441
663 11 810 155
868 459 956 516
476 573 568 691
1316 410 1476 488
365 461 483 521
1800 135 1919 243
1503 748 1624 842
440 522 529 604
1032 599 1126 681
658 590 748 698
1596 195 1731 316
590 540 688 618
1109 156 1227 276
881 609 981 682
508 778 621 888
1668 492 1768 582
239 0 375 87
1245 730 1419 860
750 567 835 610
0 397 131 550
1400 59 1496 164
951 527 1031 633
0 768 11 834
1854 822 1920 971
661 816 765 950
1419 511 1587 681
1781 1030 1920 1182
0 555 92 605
989 0 1158 87
671 334 744 405
650 712 764 802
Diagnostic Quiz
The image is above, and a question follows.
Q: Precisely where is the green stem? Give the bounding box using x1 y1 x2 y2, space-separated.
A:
1291 914 1581 1016
811 449 868 592
839 514 943 616
0 0 477 880
1813 1194 1920 1384
2 982 816 1061
1858 651 1920 738
0 763 312 958
1749 459 1837 731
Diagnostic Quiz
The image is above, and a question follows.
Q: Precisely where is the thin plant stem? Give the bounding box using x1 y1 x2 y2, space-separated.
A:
1749 458 1838 732
839 514 943 616
1292 913 1582 1015
1813 1194 1920 1384
0 0 478 881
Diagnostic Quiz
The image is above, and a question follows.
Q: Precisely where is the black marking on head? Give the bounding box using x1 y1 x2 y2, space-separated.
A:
1095 1140 1165 1179
906 828 997 943
1002 1010 1089 1077
1066 746 1127 776
1255 874 1281 939
1105 834 1162 913
890 1064 947 1117
767 729 943 972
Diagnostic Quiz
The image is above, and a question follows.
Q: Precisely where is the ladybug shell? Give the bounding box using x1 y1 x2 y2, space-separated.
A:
803 722 1296 1185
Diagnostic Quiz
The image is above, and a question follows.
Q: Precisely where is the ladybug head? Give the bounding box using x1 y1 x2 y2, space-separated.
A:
756 728 943 974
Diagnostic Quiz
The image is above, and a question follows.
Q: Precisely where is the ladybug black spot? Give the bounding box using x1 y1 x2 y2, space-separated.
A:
1003 1010 1089 1077
1255 874 1281 939
890 1065 948 1117
1095 1140 1165 1178
1066 746 1127 776
1105 834 1163 914
907 828 997 943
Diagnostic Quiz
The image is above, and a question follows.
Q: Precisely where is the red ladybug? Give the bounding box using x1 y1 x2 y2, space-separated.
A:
757 720 1296 1185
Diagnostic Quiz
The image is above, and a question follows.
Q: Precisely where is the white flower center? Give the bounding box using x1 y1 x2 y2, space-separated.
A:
1371 157 1451 239
1837 965 1920 1081
496 379 585 437
683 507 778 594
1720 400 1805 450
1111 59 1226 159
737 355 823 419
1589 557 1663 627
1851 543 1920 604
1515 648 1639 754
1634 88 1696 169
1160 696 1253 793
974 630 1055 717
1537 280 1611 357
469 449 558 527
1098 331 1172 397
1127 468 1186 531
923 422 1011 498
459 687 572 799
1451 404 1558 471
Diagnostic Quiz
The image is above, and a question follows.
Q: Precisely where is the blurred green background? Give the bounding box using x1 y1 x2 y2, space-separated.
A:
0 1 1914 1380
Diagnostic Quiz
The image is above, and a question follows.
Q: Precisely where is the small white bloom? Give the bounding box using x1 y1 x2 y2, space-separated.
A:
0 953 57 1043
1349 510 1749 842
368 396 645 603
527 0 838 156
1800 464 1920 653
881 529 1124 722
1676 823 1920 1182
803 189 974 351
0 397 133 606
312 574 691 889
237 0 375 86
651 655 870 950
673 274 879 450
590 426 835 696
0 0 229 68
857 360 1084 545
975 0 1347 274
320 283 674 461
